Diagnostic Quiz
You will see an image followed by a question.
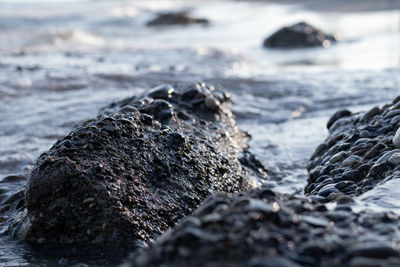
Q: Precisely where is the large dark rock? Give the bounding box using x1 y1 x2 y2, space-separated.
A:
22 83 266 249
263 22 337 49
147 12 209 26
125 188 400 267
306 96 400 199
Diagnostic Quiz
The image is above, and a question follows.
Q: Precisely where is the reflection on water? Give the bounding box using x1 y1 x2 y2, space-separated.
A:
0 0 399 265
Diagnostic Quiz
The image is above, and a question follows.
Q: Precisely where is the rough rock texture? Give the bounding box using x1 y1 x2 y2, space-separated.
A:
23 83 266 249
147 12 209 26
306 96 400 199
263 22 337 49
125 188 400 267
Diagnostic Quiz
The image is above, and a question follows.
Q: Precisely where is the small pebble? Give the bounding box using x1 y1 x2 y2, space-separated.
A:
147 84 174 100
120 105 138 113
342 155 361 167
360 106 380 122
388 153 400 165
383 109 400 119
359 130 370 138
329 151 347 164
318 184 339 198
349 244 399 258
342 170 363 182
327 109 351 129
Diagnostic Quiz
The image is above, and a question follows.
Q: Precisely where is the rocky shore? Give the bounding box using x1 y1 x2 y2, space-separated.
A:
16 83 267 250
2 83 400 266
121 95 400 266
306 96 400 200
125 188 400 267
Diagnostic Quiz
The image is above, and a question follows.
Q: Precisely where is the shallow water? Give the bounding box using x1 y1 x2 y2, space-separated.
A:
0 0 400 265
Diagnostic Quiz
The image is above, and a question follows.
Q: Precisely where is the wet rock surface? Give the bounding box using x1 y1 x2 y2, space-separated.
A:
263 22 337 49
147 12 209 26
306 96 400 199
125 188 400 267
20 82 265 249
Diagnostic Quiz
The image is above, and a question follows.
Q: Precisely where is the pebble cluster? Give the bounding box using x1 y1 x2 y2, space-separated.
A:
22 83 266 249
306 96 400 200
125 188 400 267
263 22 337 49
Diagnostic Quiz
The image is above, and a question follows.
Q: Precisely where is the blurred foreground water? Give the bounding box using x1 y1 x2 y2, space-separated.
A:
0 0 400 265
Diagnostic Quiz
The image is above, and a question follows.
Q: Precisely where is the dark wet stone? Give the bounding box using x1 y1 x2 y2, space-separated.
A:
351 143 373 155
308 167 319 180
305 182 316 194
146 84 174 100
310 143 328 160
341 184 357 195
327 109 352 129
337 142 352 151
342 155 361 167
358 164 371 176
349 244 399 259
167 132 185 145
363 143 386 160
335 181 347 190
314 175 329 184
239 151 268 179
368 162 389 178
378 125 395 135
383 109 400 120
348 257 400 267
360 106 380 122
20 83 264 250
182 87 202 99
147 12 209 26
321 164 335 175
119 105 138 113
140 113 153 125
263 22 337 49
342 170 363 182
318 185 339 198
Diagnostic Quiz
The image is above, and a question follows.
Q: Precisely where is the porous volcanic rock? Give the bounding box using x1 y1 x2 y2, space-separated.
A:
306 96 400 199
23 83 266 249
263 22 337 49
147 12 209 26
125 188 400 267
